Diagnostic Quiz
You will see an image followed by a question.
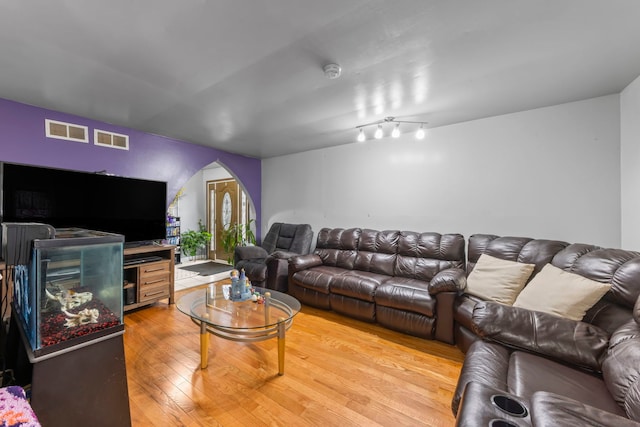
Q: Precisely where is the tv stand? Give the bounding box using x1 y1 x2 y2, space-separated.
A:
123 244 175 312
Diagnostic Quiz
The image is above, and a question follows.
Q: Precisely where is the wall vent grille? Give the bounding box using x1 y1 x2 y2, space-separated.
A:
45 119 88 143
94 129 129 150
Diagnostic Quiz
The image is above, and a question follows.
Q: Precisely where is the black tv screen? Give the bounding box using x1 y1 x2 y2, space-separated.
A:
0 162 167 244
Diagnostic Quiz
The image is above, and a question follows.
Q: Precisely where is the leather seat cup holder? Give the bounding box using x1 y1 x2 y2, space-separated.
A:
490 394 528 418
489 420 520 427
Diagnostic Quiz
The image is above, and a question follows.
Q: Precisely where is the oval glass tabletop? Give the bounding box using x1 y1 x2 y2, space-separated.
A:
176 282 301 330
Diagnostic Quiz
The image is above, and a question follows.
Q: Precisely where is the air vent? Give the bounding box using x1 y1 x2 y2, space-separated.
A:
45 119 88 143
94 129 129 150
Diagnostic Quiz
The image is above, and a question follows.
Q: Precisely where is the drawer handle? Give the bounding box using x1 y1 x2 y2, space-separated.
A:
144 279 166 285
144 267 166 273
144 290 166 297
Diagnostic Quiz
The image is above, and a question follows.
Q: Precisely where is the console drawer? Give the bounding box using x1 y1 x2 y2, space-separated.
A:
139 280 170 302
139 260 171 302
139 260 171 279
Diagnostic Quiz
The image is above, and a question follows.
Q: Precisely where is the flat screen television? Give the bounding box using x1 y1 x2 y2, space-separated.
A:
0 162 167 245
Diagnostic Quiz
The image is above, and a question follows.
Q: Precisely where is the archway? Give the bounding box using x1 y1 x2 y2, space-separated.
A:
168 161 256 263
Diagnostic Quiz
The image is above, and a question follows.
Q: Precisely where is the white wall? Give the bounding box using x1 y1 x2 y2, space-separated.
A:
263 95 621 248
621 75 640 250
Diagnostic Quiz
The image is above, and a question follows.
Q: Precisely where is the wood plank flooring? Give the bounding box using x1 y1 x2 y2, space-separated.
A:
124 285 464 426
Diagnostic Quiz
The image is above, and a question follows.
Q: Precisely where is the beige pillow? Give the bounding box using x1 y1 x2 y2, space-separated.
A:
466 254 535 305
513 263 611 321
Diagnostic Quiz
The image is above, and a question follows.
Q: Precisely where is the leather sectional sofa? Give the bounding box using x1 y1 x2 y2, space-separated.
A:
452 234 640 426
288 227 466 342
287 228 640 425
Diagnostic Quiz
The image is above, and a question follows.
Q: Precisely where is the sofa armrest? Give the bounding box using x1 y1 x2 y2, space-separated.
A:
452 341 512 416
429 268 467 344
455 381 531 426
472 301 609 372
288 253 323 273
266 250 299 262
531 391 640 427
428 267 467 295
235 245 269 262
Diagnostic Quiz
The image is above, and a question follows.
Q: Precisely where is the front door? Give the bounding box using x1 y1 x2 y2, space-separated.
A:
210 180 238 262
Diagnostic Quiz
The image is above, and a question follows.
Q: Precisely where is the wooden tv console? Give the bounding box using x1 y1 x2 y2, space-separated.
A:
123 244 175 312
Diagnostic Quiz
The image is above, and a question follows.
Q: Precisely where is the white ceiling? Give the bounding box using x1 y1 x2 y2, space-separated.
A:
1 1 640 159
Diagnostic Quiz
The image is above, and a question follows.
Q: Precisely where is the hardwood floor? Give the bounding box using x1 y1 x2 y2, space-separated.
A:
124 285 464 426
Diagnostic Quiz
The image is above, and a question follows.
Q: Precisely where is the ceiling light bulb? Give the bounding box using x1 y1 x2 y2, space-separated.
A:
374 124 383 139
357 128 365 142
415 124 426 140
391 123 400 138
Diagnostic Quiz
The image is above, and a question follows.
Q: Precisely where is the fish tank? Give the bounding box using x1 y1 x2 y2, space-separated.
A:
11 227 124 358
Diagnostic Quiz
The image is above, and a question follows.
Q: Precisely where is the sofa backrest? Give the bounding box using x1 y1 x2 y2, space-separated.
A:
394 232 466 281
314 227 465 280
354 229 399 276
554 245 640 334
468 234 640 335
262 222 314 255
314 227 362 269
467 234 569 276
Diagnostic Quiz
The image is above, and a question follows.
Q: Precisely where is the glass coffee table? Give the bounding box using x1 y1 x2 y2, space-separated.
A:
176 283 301 375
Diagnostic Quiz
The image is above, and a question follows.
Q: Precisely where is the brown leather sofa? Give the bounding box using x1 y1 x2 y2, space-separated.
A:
452 234 640 426
288 227 466 342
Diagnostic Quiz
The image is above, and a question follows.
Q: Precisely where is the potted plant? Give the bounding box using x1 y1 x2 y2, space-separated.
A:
220 219 256 264
180 220 212 260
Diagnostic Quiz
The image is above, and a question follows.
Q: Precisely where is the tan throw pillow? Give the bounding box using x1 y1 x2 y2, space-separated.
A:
513 263 611 321
466 254 535 305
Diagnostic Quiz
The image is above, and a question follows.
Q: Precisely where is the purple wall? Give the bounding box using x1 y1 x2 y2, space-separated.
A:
0 97 262 237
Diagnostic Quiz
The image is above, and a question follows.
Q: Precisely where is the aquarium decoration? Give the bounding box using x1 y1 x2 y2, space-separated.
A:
62 308 100 328
40 297 120 347
45 289 93 311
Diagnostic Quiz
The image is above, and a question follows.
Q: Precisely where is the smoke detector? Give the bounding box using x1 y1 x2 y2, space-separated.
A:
323 63 342 79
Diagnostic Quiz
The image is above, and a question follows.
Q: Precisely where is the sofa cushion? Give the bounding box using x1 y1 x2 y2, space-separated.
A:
330 270 389 302
508 351 625 417
376 278 435 317
514 263 611 321
291 266 348 294
465 254 535 305
530 391 640 427
237 259 268 282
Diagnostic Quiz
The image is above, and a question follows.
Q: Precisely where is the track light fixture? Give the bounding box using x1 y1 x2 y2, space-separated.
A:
355 116 427 142
391 123 401 138
374 124 383 139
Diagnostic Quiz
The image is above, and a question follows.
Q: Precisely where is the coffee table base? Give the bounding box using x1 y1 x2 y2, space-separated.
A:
195 316 290 374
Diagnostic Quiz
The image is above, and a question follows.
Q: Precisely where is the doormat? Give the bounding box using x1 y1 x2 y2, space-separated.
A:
178 262 233 276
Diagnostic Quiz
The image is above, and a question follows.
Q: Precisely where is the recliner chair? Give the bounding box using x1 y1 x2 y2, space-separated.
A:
234 223 313 292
